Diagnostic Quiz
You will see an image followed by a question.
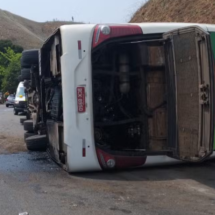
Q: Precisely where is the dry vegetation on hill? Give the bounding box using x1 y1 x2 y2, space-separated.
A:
131 0 215 24
0 9 81 49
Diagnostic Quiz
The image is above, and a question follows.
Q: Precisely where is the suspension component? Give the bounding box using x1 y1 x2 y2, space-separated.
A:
119 52 130 94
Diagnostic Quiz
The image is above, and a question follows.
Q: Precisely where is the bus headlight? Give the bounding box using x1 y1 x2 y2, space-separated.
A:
100 25 111 35
106 159 115 168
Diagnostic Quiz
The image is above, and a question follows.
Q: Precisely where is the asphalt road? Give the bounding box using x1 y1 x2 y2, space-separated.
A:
1 104 215 215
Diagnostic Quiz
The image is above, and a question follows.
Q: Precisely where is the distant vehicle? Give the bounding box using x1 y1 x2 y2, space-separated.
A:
5 94 15 107
0 92 3 104
14 82 26 115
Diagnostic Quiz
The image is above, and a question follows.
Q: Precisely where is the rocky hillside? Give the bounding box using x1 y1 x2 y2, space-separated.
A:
0 9 81 49
131 0 215 23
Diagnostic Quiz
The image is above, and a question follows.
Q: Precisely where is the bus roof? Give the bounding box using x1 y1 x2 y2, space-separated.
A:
58 22 215 34
42 22 215 48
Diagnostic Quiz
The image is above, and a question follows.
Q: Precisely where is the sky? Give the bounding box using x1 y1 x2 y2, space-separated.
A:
0 0 147 23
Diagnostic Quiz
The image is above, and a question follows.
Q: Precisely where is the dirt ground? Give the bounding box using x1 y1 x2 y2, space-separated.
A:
0 106 26 154
1 104 215 215
0 134 26 154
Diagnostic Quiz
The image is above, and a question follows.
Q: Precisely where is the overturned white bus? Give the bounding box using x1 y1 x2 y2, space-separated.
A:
20 23 215 172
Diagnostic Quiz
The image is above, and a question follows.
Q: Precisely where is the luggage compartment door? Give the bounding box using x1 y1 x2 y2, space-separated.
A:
163 26 214 161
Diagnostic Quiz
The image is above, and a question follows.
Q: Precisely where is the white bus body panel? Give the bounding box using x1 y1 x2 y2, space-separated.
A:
60 24 102 172
136 22 208 34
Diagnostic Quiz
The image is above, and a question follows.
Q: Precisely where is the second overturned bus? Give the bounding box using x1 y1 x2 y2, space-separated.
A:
20 22 215 172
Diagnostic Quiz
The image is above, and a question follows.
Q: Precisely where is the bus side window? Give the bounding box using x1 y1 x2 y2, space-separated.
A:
56 44 61 73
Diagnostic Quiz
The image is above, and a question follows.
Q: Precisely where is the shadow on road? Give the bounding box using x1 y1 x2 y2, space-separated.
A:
72 160 215 190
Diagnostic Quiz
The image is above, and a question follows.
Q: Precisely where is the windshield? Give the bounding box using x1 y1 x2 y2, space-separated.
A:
16 87 25 98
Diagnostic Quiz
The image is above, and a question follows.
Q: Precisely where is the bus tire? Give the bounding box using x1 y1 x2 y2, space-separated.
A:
26 111 31 120
25 135 47 151
21 68 31 80
20 118 27 124
24 132 35 144
21 49 39 68
14 109 18 115
24 131 35 140
18 75 23 82
24 120 34 132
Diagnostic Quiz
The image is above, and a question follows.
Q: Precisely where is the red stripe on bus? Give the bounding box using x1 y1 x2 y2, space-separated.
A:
82 148 86 157
78 40 82 50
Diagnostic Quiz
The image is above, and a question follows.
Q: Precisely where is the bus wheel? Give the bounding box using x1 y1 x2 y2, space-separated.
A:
21 68 31 80
14 109 18 115
24 120 33 132
24 131 35 140
20 118 27 124
26 111 31 120
25 135 47 151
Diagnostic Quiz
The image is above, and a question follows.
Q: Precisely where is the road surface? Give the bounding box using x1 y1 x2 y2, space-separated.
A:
0 105 215 215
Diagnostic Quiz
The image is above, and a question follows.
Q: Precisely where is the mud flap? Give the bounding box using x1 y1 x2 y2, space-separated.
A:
164 26 214 161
